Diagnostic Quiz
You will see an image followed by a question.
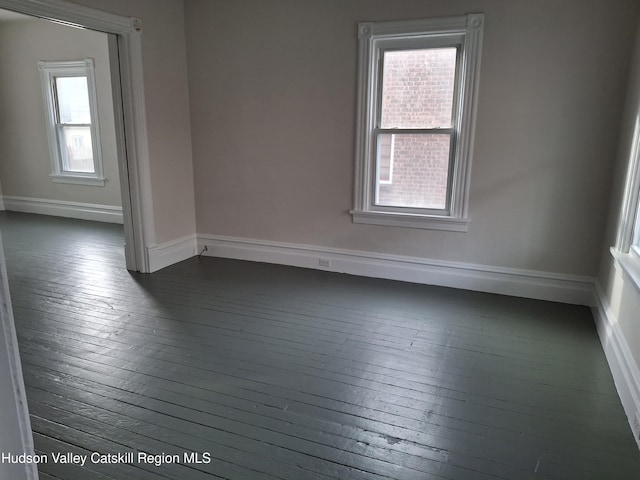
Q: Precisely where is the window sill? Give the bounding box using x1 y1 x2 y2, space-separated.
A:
51 174 106 187
611 247 640 295
350 210 469 232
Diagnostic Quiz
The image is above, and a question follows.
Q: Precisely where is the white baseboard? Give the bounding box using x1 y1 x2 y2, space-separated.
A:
197 234 595 305
147 234 198 273
593 283 640 449
2 195 123 224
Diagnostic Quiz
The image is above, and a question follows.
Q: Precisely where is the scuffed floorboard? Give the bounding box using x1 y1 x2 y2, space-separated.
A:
1 211 639 479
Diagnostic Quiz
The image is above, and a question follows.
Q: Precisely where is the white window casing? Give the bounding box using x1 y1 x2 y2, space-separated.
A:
351 14 484 232
612 115 640 293
39 58 106 186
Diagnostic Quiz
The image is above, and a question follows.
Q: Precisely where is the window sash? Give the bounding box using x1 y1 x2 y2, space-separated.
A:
371 44 460 214
53 75 92 125
56 124 95 174
53 74 95 173
371 46 460 214
377 46 461 131
372 130 455 214
375 128 455 135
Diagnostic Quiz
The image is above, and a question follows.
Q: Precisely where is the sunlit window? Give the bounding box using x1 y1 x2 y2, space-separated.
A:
39 59 105 186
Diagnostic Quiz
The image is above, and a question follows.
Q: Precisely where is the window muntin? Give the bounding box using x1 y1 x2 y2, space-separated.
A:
352 14 484 231
39 59 104 186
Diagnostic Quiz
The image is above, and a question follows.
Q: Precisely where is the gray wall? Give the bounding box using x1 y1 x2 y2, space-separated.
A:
184 0 638 276
0 15 121 207
72 0 197 244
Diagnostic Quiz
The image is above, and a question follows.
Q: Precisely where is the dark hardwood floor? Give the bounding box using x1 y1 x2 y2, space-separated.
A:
1 211 639 480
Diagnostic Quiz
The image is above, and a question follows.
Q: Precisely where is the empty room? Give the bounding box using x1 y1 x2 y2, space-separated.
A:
1 0 640 479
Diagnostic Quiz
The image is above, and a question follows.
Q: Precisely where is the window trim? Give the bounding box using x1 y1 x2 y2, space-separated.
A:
351 14 484 231
38 58 106 186
613 116 640 294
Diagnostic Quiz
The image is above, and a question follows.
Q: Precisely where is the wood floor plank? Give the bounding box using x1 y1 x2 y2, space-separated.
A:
28 398 297 480
20 353 578 480
14 315 628 449
10 291 619 414
2 211 640 480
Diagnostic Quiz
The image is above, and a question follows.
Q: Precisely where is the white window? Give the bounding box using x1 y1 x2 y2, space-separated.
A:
614 117 640 291
351 14 484 231
630 126 640 262
632 189 640 258
38 59 105 186
617 204 640 291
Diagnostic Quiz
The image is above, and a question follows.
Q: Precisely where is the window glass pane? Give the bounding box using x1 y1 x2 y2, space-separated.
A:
380 48 457 129
55 76 91 124
60 126 95 173
376 134 450 209
377 134 394 184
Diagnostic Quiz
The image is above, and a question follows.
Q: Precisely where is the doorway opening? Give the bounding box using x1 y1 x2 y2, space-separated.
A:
0 0 153 273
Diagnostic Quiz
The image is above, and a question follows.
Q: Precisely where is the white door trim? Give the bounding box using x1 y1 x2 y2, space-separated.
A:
0 235 37 480
0 0 154 272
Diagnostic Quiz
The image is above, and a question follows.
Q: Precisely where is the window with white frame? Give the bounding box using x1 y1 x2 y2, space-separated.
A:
351 14 484 231
621 161 640 262
616 195 640 291
632 202 640 258
632 231 640 267
38 59 105 186
613 116 640 291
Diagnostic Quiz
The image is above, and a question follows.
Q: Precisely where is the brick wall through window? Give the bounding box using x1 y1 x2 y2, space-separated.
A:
376 48 457 209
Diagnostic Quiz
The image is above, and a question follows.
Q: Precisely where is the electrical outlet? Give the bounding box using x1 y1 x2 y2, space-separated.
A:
318 258 331 267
